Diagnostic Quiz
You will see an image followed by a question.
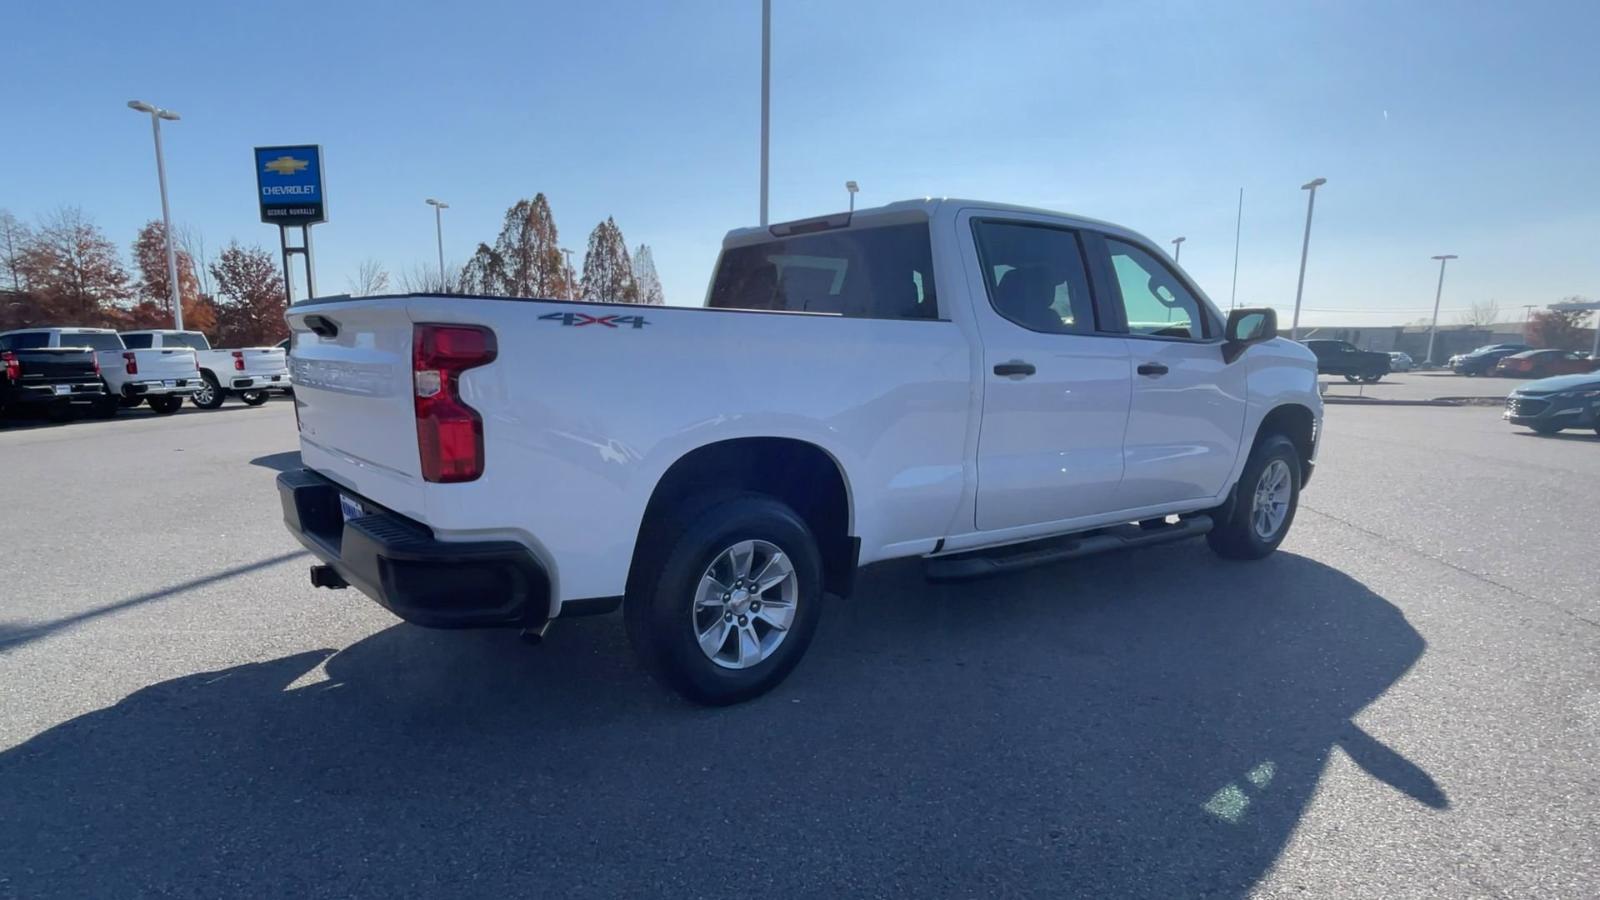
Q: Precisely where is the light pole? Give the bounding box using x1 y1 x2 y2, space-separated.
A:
846 180 858 212
1229 187 1243 311
1170 236 1186 262
1289 177 1327 340
1425 254 1458 366
127 100 184 330
758 0 771 226
425 199 448 289
561 248 576 300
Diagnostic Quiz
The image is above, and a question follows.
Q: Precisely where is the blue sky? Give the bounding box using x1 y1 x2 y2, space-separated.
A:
3 0 1596 325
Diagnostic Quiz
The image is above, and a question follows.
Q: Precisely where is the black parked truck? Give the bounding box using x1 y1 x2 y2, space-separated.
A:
0 334 113 420
1301 339 1391 384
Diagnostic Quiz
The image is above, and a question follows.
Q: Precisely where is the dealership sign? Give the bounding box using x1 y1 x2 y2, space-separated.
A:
254 145 326 225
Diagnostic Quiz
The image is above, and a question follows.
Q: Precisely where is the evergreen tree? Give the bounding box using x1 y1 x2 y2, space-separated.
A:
632 243 665 305
580 217 638 303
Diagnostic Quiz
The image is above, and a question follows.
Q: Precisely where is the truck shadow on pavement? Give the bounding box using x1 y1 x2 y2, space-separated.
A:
0 547 1442 898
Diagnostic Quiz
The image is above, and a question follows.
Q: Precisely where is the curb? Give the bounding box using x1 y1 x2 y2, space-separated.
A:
1321 395 1504 408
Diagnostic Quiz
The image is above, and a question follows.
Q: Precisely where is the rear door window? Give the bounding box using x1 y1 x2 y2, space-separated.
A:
971 220 1097 335
707 222 939 320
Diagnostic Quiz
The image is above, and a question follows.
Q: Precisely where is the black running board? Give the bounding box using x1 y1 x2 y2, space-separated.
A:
924 515 1213 582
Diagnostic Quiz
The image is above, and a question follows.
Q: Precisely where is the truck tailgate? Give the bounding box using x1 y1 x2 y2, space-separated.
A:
106 348 201 379
237 347 288 376
286 299 427 518
10 348 99 382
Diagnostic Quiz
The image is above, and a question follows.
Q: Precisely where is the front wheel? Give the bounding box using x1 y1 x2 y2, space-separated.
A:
239 391 270 406
146 395 183 415
1343 375 1361 384
1207 434 1301 560
190 373 225 409
625 494 824 705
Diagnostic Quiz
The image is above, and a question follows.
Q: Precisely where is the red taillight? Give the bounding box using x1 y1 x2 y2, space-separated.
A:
1 351 19 382
413 324 497 483
232 350 245 371
123 351 138 375
92 353 101 376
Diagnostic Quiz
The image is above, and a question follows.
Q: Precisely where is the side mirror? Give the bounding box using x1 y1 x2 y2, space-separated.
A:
1222 307 1277 363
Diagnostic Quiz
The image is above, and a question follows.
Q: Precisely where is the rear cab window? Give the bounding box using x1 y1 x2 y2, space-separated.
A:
707 220 939 320
57 331 125 352
1 332 51 350
158 332 210 350
121 333 153 349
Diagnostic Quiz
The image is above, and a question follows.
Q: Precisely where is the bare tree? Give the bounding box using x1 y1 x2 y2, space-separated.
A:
346 258 391 296
177 224 214 298
396 262 463 294
1456 299 1502 327
632 243 665 305
0 209 31 291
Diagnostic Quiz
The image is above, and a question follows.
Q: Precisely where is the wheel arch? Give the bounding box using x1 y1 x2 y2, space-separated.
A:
629 437 858 598
1254 403 1316 485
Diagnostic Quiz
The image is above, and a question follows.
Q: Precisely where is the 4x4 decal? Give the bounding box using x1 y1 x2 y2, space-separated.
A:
538 312 649 330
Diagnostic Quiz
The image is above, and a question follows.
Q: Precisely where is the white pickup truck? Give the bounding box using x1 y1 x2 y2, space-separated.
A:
1 327 202 414
121 330 289 409
278 199 1322 704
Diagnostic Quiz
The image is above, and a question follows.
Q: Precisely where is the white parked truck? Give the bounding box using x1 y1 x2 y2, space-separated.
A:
121 330 289 408
278 199 1322 704
0 327 202 414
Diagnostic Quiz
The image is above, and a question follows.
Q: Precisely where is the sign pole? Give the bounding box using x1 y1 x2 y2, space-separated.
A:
279 226 295 305
302 225 317 299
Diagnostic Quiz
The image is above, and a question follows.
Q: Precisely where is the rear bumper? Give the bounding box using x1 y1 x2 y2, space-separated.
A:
276 468 550 629
124 379 199 397
8 383 107 404
230 372 290 390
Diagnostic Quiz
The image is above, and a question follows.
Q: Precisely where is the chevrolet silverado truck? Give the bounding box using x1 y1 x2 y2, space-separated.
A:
2 327 202 414
121 329 288 408
1301 339 1390 383
0 331 112 419
278 199 1322 704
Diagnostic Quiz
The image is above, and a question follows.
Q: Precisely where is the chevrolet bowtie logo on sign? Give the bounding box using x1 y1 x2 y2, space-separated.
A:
263 155 309 176
253 145 326 226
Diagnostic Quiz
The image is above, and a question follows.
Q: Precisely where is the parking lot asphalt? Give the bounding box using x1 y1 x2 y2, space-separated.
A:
1319 370 1532 403
2 399 1597 898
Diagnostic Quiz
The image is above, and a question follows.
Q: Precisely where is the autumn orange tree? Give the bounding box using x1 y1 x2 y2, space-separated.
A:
130 221 215 333
14 208 131 324
1525 300 1594 350
580 217 638 303
210 242 288 346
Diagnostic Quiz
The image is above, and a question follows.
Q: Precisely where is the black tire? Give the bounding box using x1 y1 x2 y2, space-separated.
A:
89 397 120 419
1530 422 1563 435
1360 373 1383 384
625 493 824 706
1207 434 1301 560
1342 374 1360 384
190 372 225 409
119 395 143 408
147 395 183 415
239 390 270 406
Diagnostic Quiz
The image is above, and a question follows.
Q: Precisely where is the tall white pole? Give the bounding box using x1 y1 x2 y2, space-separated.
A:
1425 255 1455 366
759 0 771 226
148 114 184 331
1229 187 1243 311
1290 178 1325 340
433 205 445 288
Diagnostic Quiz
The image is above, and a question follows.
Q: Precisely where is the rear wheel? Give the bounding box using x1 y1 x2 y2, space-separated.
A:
1360 373 1382 384
625 494 823 705
1342 374 1360 384
240 391 269 406
147 395 183 415
1207 434 1300 560
89 397 120 419
190 373 225 409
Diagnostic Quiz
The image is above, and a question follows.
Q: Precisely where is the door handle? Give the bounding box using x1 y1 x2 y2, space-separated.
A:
993 360 1036 378
1136 362 1169 376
